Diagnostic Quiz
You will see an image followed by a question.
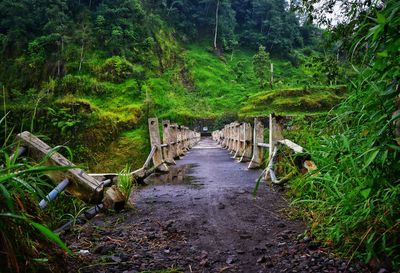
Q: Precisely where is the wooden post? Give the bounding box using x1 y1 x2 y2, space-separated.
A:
162 120 176 165
227 123 232 150
234 123 244 159
182 126 188 151
177 125 185 156
148 118 168 172
102 185 125 212
15 131 103 203
269 114 284 161
232 122 240 155
222 125 228 148
240 122 252 162
218 130 223 144
229 122 238 154
228 123 234 153
171 123 180 159
248 118 264 169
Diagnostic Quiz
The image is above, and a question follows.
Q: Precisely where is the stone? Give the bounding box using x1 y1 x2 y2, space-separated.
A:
226 255 236 264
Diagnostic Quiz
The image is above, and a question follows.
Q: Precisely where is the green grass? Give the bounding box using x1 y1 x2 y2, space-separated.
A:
240 85 346 116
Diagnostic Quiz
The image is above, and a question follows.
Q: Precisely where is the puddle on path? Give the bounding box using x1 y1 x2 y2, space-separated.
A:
143 163 203 188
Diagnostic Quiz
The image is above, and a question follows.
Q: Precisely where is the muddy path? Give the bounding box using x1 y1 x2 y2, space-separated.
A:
64 138 370 273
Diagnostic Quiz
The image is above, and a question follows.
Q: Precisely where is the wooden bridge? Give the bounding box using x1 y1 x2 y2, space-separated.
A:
10 114 313 232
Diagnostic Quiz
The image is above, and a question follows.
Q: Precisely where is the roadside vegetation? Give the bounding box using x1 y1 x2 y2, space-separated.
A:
0 0 399 271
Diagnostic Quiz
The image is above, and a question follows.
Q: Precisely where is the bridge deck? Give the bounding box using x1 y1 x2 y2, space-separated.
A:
65 138 307 272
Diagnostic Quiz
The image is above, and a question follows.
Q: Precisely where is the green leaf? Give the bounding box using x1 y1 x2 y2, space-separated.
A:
0 184 14 211
0 213 72 254
253 171 264 198
31 222 73 255
377 12 385 24
364 148 379 168
361 188 372 199
377 50 388 57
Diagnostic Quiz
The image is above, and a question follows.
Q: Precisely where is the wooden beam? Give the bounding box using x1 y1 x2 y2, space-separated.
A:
15 131 103 203
148 118 168 172
248 118 264 169
162 120 176 165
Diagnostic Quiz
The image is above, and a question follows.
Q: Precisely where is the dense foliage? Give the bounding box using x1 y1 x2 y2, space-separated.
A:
162 0 319 55
286 0 400 269
4 0 396 271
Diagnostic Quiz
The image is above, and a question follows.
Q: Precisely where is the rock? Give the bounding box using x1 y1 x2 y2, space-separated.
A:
93 244 104 254
110 255 121 262
199 258 208 266
96 244 116 255
239 233 252 239
119 253 129 262
378 269 389 273
308 242 320 251
226 255 236 264
78 249 90 255
277 222 286 228
236 249 245 254
257 256 267 263
218 203 225 209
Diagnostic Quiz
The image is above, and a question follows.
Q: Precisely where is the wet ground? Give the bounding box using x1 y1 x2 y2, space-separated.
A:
64 138 371 273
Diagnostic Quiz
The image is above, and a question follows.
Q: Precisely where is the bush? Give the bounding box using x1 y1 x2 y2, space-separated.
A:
96 56 144 83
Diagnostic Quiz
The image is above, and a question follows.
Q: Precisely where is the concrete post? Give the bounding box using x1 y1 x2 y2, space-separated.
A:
162 120 176 165
148 118 168 172
248 118 264 169
240 122 252 162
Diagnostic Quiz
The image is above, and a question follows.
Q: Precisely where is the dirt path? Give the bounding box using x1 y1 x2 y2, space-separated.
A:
64 138 370 273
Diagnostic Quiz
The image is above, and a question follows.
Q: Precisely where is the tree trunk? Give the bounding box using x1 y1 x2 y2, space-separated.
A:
213 0 220 51
270 62 274 89
78 41 84 72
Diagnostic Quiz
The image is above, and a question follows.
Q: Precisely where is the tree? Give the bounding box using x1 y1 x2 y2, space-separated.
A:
252 45 271 88
213 0 220 51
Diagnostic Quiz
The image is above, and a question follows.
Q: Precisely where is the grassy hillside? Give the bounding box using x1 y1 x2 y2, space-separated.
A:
241 85 347 116
16 43 345 172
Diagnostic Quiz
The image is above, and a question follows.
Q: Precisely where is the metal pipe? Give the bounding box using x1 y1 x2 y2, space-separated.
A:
54 203 104 234
84 203 104 219
257 143 270 148
102 179 112 187
9 146 27 161
39 178 70 209
88 173 118 177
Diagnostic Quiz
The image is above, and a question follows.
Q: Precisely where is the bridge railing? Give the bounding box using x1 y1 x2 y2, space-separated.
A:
11 118 200 230
211 114 316 184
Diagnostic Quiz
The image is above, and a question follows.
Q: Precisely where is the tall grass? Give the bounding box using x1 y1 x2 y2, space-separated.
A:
118 165 137 207
0 125 74 271
287 1 400 269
